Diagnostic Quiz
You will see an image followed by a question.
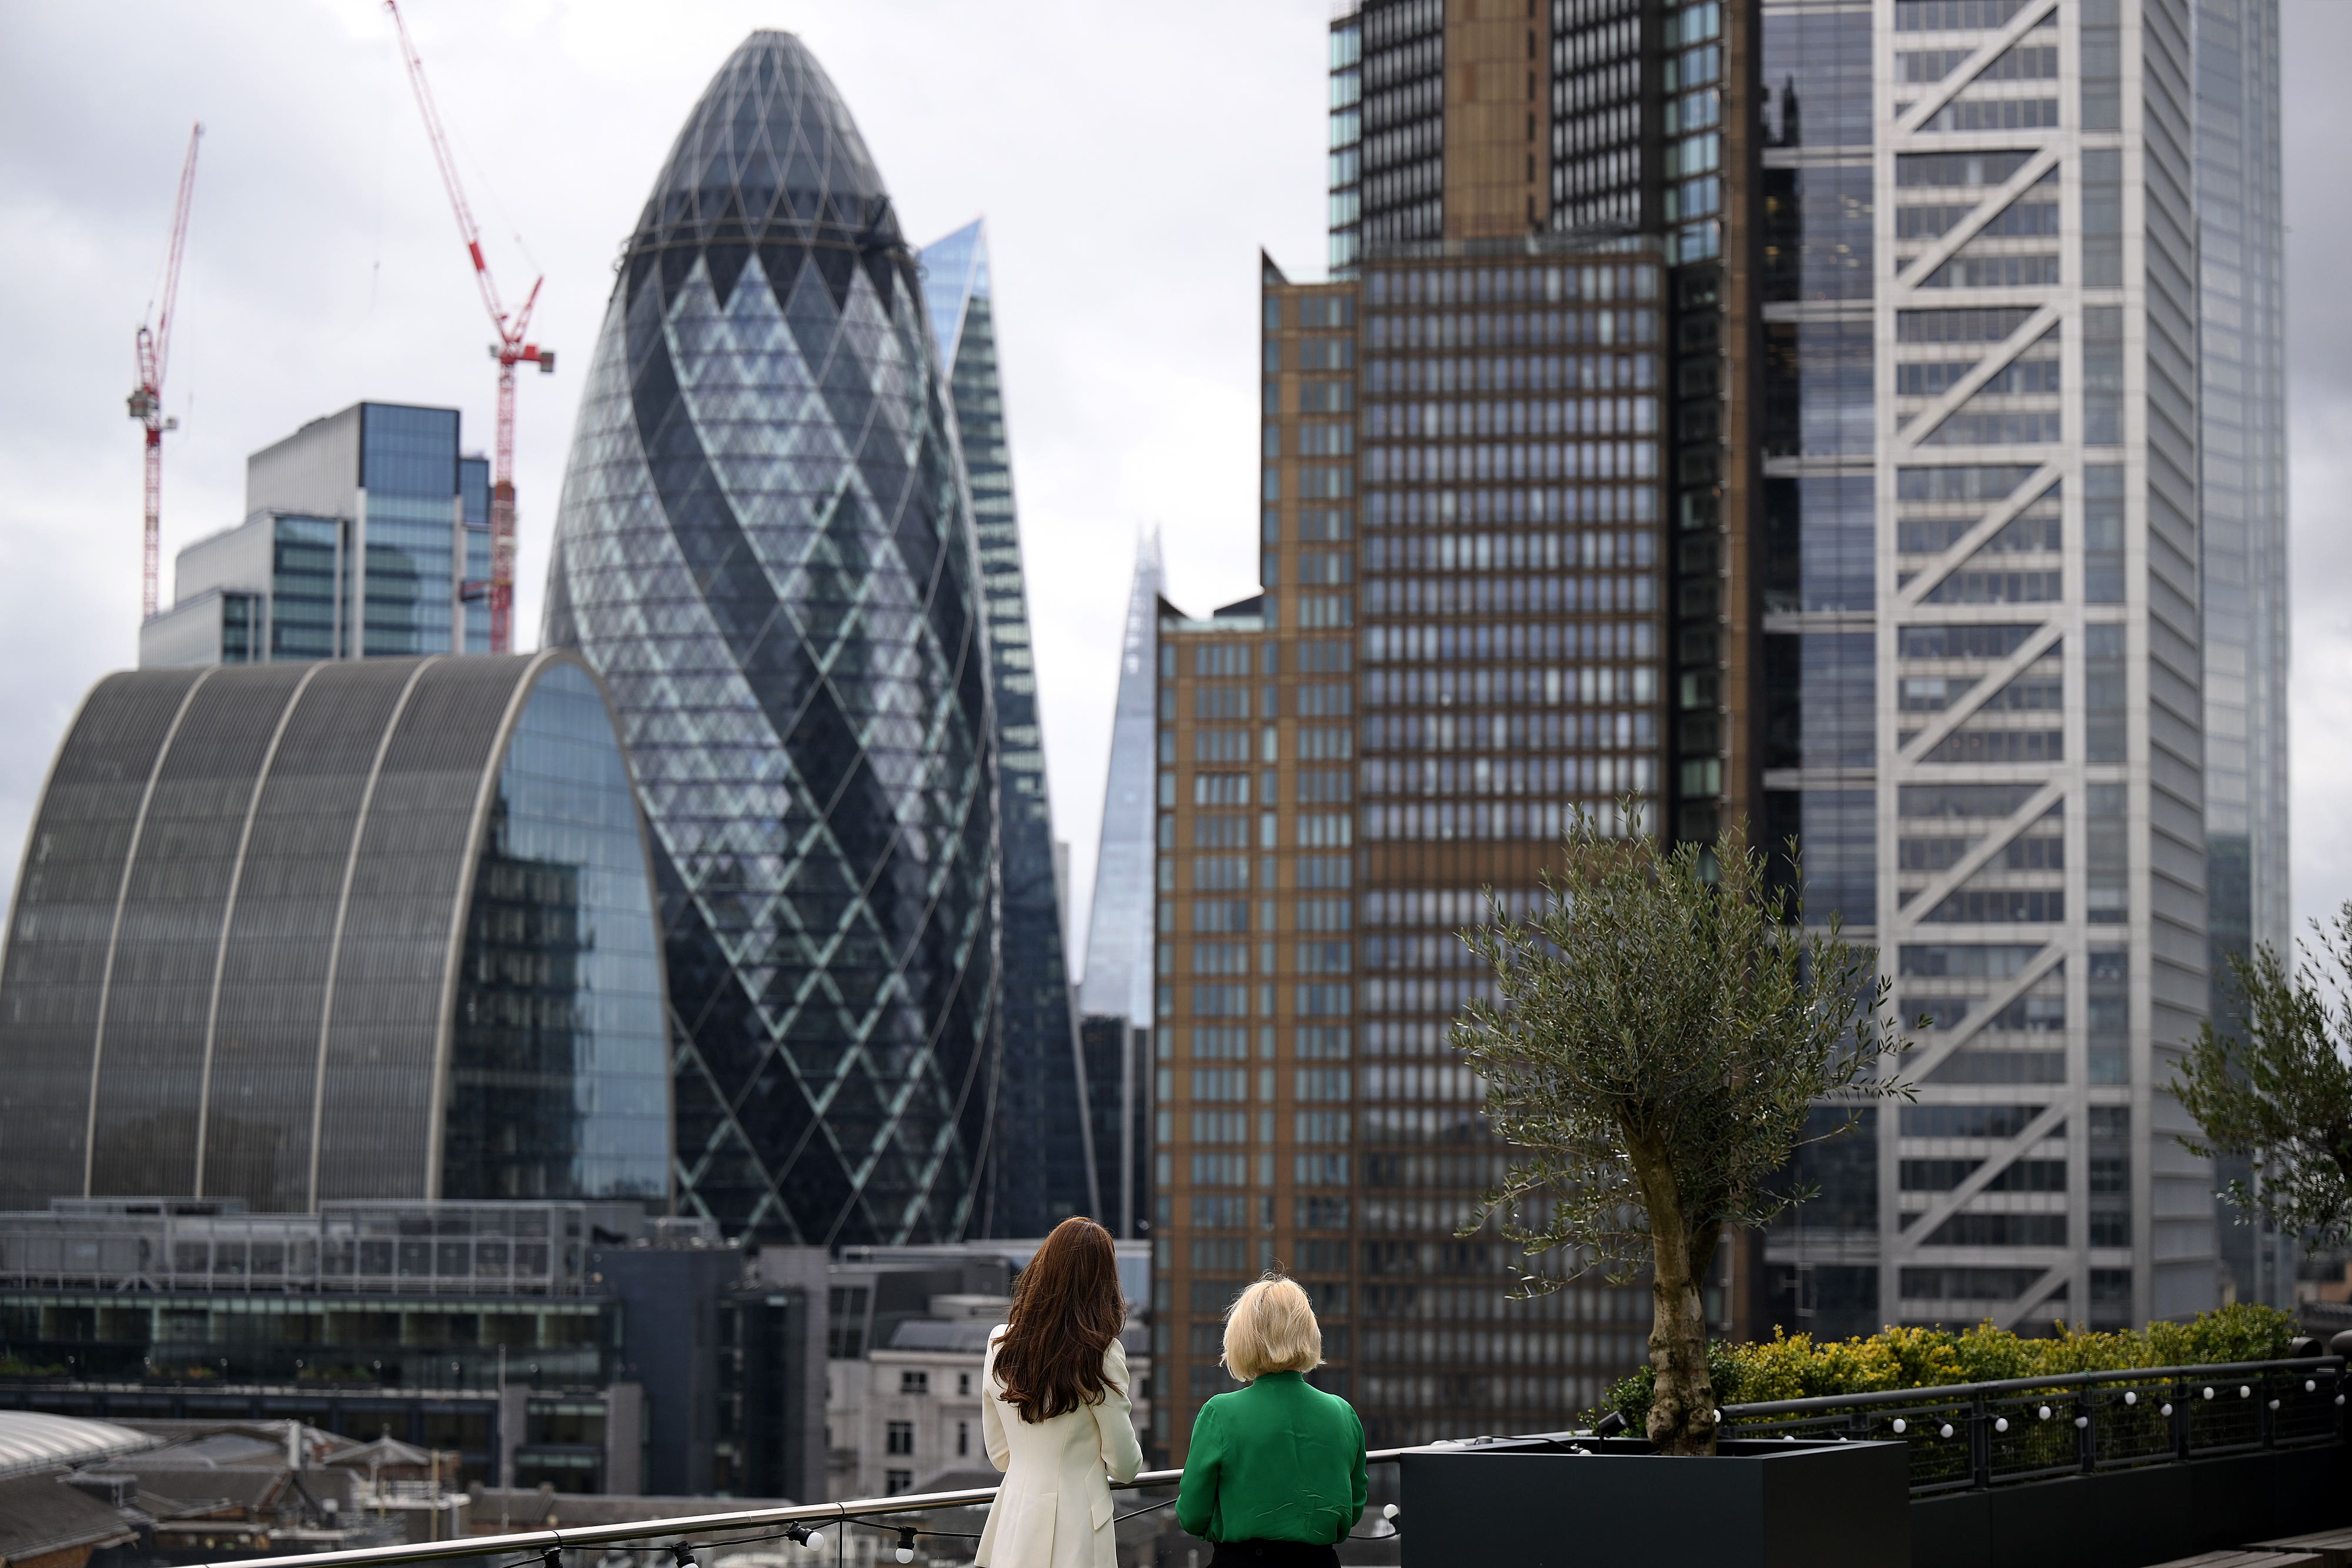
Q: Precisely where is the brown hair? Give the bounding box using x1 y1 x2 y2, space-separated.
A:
994 1217 1126 1423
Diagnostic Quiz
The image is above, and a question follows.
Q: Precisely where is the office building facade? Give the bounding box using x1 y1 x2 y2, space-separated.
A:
920 220 1097 1237
2190 0 2290 1308
141 402 494 668
0 1200 826 1499
544 31 1001 1245
0 653 668 1209
1144 0 2277 1452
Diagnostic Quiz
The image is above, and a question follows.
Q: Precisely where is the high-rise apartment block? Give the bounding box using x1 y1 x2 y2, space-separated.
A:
141 402 495 667
1146 0 2285 1456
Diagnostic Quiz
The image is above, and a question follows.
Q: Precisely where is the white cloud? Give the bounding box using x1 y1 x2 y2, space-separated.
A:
0 0 1329 959
3 0 2345 987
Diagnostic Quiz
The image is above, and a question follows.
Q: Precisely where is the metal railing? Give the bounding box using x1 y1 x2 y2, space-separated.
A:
1717 1355 2348 1495
186 1356 2347 1568
185 1451 1415 1568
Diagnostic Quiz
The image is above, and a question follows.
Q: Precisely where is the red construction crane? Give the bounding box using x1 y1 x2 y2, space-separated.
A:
385 0 553 654
128 122 202 623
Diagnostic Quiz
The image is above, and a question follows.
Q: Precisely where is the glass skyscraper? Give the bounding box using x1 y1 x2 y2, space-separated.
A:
544 31 1001 1245
1080 531 1165 1031
920 219 1098 1236
140 402 495 668
1755 0 2224 1335
0 653 668 1208
2192 0 2290 1308
1141 0 2284 1460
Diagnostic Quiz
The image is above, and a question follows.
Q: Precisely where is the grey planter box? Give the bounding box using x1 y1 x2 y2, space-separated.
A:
1399 1436 1910 1568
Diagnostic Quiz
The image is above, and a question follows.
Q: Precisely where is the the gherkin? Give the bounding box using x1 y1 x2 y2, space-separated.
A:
544 31 1000 1244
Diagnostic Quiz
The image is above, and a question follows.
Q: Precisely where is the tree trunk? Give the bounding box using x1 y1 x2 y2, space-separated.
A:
1628 1132 1718 1455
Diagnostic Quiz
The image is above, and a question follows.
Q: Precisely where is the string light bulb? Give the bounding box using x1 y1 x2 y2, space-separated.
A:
786 1525 826 1553
545 1551 563 1568
1383 1505 1401 1522
2037 1405 2052 1421
2239 1386 2252 1399
1890 1419 1906 1434
2160 1402 2174 1417
2123 1391 2137 1406
673 1548 698 1568
1938 1423 1955 1439
1994 1417 2009 1433
895 1528 918 1564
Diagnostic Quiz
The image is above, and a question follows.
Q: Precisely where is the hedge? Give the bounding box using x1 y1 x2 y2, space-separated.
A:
1593 1303 2300 1429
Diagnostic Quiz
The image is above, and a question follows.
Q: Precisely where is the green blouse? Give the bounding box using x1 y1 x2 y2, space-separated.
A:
1175 1372 1369 1545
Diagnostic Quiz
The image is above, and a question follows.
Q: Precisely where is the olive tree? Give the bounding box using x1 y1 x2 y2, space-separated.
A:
2172 901 2352 1246
1451 815 1911 1456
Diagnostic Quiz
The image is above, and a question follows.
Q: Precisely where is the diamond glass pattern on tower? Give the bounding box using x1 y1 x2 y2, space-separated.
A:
544 31 1001 1245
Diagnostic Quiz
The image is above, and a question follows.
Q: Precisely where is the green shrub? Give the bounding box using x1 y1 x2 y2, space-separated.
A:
1584 1304 2298 1430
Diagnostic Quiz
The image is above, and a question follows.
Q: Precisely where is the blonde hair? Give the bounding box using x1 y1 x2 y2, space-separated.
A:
1220 1276 1324 1380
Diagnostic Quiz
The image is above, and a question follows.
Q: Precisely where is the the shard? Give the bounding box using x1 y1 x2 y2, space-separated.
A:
1079 531 1162 1027
920 220 1099 1235
544 31 1000 1243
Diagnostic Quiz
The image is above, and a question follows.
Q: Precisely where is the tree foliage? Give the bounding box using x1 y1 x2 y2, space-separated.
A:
1451 813 1911 1453
2171 901 2352 1246
1592 1304 2298 1429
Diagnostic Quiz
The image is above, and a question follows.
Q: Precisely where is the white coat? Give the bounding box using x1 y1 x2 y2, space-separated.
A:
975 1325 1144 1568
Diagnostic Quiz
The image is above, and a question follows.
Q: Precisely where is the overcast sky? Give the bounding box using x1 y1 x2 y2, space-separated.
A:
1 2 2346 968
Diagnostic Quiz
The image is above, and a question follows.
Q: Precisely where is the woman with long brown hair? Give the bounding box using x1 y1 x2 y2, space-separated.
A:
978 1216 1144 1568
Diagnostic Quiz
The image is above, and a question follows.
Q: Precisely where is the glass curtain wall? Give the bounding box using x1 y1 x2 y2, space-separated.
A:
543 32 1001 1244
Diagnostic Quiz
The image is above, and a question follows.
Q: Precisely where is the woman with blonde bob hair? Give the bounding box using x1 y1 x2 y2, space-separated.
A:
1175 1276 1367 1567
977 1218 1142 1568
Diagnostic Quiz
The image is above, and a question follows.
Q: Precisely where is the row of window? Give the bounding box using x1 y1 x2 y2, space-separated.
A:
1365 617 1655 664
1367 394 1656 440
1367 350 1658 398
1361 795 1656 845
1364 526 1654 573
1178 726 1355 765
1365 307 1661 353
1181 683 1354 721
1363 571 1659 620
1364 260 1654 309
1366 708 1656 754
1361 752 1653 800
1365 437 1658 489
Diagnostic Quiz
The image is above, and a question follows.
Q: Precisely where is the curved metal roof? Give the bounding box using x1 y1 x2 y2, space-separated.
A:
0 650 667 1211
0 1410 158 1482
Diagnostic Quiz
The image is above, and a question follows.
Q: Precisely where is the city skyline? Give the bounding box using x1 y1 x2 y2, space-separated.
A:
4 2 2348 981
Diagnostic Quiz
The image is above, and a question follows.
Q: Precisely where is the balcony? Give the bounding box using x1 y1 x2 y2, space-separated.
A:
194 1355 2345 1568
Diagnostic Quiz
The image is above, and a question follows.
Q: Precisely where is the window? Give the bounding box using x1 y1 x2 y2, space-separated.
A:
957 1419 971 1456
887 1468 913 1493
957 1372 973 1397
886 1420 914 1455
900 1370 929 1395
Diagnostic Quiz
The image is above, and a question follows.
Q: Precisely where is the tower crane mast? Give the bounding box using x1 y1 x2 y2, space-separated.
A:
385 0 553 654
128 122 202 623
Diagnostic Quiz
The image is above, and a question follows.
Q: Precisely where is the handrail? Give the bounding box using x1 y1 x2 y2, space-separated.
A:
1719 1355 2346 1417
188 1449 1424 1568
183 1356 2346 1568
